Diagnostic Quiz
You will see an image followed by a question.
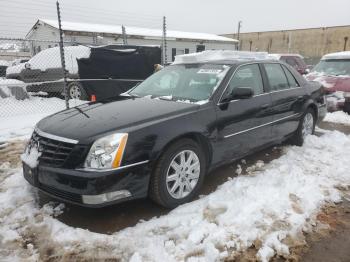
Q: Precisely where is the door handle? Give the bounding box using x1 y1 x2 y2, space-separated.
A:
260 104 270 109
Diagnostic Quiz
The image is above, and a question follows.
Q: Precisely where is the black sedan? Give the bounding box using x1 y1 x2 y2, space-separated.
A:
22 56 327 208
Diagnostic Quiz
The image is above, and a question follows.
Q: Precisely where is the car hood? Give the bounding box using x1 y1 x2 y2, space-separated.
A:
37 97 200 143
306 73 350 93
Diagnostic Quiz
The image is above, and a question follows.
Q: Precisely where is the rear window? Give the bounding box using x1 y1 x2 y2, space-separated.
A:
312 59 350 76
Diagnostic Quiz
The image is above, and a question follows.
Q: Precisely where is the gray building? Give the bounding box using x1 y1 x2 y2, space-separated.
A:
26 19 238 62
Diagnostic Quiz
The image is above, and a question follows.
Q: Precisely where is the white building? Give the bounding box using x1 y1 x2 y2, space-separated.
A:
25 19 238 62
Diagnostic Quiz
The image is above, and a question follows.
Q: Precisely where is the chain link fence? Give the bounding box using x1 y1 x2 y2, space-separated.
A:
0 1 164 120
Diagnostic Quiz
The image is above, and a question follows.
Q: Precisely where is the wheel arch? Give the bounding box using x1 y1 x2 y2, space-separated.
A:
152 132 213 169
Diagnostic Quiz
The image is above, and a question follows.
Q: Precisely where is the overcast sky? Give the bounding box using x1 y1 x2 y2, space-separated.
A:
0 0 349 38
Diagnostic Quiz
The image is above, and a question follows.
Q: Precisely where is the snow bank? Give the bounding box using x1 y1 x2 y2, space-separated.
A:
1 131 349 261
6 45 91 75
0 97 86 141
324 111 350 126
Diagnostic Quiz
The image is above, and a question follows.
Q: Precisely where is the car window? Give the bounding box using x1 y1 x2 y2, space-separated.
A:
225 64 264 96
284 57 298 68
282 65 300 87
130 64 230 102
264 63 290 91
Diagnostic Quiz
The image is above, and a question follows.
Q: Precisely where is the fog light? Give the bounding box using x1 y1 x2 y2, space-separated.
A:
82 190 131 205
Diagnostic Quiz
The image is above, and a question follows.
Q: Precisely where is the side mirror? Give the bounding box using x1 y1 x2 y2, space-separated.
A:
231 87 254 100
24 62 31 70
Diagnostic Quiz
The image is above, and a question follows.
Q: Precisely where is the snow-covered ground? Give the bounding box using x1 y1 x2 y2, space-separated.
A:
0 96 86 141
1 99 350 261
324 111 350 126
1 130 350 260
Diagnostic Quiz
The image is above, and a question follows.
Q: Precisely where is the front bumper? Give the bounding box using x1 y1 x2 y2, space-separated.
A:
23 161 151 207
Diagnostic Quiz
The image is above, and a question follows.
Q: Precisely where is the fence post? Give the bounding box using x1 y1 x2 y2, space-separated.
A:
122 25 128 45
162 16 168 65
56 1 69 109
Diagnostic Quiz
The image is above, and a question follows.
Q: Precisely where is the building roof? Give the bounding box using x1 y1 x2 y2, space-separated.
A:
30 19 237 43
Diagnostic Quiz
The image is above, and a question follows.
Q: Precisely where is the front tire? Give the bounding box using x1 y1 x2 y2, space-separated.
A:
290 108 316 146
149 139 206 208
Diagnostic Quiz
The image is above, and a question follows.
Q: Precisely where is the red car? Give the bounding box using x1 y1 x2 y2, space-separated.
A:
306 51 350 113
270 54 309 75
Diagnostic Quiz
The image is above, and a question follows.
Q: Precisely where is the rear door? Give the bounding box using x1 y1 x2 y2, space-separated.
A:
263 63 307 140
214 63 274 164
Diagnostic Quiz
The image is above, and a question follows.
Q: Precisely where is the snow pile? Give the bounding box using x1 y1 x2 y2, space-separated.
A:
0 97 86 141
0 79 27 99
324 111 350 126
6 45 91 75
21 144 41 168
1 131 350 261
173 50 269 64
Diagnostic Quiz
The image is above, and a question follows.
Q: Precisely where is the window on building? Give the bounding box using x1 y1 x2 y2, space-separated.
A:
264 63 289 91
172 48 176 61
48 45 51 48
185 48 189 54
37 46 41 53
196 44 205 52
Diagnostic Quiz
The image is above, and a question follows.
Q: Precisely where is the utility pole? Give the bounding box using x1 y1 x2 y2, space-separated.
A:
237 21 242 51
56 1 69 109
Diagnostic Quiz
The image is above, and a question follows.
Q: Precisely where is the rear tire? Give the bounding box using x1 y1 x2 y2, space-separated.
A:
290 108 316 146
68 82 88 100
149 139 206 208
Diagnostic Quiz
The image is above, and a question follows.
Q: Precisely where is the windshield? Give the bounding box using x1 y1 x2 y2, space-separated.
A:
129 63 230 102
312 59 350 76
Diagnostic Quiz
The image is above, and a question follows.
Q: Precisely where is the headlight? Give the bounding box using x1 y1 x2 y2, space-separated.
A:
84 133 128 169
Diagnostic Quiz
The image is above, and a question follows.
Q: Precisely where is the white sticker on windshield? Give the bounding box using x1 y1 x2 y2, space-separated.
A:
197 69 222 74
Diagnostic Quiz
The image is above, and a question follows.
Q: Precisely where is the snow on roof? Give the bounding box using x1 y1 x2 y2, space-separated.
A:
6 45 90 75
322 51 350 60
173 50 270 64
38 19 237 43
268 53 304 60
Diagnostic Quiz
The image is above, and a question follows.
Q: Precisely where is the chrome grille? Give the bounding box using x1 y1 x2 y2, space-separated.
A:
30 131 76 167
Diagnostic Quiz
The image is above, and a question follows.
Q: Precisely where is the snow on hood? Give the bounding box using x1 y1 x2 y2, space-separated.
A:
6 45 91 75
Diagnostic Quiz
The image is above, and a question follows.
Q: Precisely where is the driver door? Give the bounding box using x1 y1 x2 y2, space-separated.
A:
214 63 274 163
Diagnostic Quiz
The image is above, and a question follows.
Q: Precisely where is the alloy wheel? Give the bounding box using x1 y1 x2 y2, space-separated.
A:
69 85 81 99
166 150 200 199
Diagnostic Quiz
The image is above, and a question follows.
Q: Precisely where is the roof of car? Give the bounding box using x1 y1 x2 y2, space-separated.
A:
173 50 279 65
322 51 350 60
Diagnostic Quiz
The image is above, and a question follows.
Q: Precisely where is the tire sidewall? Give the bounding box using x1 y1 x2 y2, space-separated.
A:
155 140 206 208
68 82 87 100
295 108 316 146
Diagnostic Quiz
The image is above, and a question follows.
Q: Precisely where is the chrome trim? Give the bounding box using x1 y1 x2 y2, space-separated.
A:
224 113 300 138
34 127 79 144
77 160 150 172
